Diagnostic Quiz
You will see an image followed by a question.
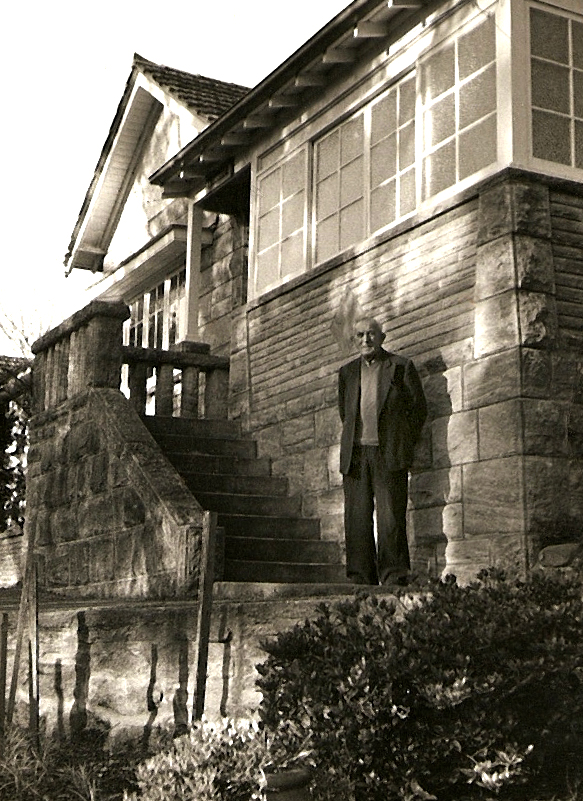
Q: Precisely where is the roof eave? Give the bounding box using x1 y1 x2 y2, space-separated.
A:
149 0 415 187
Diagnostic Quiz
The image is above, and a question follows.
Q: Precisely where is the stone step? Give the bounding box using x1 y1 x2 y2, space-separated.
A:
217 514 321 540
168 453 272 477
152 433 257 458
222 560 347 583
184 472 288 496
225 536 342 564
194 492 301 517
145 416 241 440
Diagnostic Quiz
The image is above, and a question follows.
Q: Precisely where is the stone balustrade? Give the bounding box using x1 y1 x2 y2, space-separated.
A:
31 300 229 420
31 300 129 413
123 344 229 420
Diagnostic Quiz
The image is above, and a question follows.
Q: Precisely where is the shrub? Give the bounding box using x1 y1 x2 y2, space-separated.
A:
124 718 271 801
0 725 139 801
256 569 583 801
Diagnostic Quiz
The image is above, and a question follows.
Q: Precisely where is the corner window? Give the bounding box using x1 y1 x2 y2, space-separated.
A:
421 14 497 198
530 6 583 169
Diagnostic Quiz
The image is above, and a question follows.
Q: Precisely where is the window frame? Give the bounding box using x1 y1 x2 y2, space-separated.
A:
125 262 187 350
526 0 583 174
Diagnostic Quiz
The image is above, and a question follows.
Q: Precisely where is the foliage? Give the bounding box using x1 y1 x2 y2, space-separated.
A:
0 725 139 801
256 568 583 801
124 718 272 801
0 396 29 532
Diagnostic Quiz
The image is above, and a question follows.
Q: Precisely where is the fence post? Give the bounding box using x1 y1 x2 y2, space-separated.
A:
192 511 217 722
0 613 8 747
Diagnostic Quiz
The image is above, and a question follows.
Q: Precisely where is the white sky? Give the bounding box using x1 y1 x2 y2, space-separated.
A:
0 0 349 355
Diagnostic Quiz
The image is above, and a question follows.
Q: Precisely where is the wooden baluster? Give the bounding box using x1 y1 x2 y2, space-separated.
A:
204 367 229 419
155 363 174 417
180 366 199 419
128 361 148 416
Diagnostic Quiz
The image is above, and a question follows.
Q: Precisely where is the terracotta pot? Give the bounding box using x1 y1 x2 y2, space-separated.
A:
265 767 312 800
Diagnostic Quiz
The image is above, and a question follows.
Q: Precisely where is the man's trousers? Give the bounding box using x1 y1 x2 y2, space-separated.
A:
342 445 410 585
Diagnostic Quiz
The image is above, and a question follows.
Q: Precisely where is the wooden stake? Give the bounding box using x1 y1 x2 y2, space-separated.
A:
192 511 217 722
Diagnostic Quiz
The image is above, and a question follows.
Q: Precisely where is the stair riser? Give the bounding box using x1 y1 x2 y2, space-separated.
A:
223 561 347 583
225 538 342 564
169 455 272 477
184 474 288 496
153 436 257 458
145 417 241 439
194 493 301 517
218 515 321 540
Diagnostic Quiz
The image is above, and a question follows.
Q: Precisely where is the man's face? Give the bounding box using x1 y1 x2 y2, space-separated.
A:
353 319 384 361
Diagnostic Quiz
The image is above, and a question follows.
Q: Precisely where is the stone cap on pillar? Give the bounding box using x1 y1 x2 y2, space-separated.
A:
31 300 130 355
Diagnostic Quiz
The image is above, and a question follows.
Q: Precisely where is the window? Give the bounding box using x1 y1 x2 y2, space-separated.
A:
255 149 307 295
530 6 583 169
314 74 417 265
420 15 497 199
252 11 501 297
126 266 186 349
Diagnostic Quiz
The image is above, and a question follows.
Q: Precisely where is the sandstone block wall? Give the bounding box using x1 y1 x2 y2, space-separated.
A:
199 214 249 357
226 171 583 583
26 388 205 598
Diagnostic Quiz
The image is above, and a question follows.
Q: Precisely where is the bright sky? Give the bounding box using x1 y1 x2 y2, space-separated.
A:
1 0 349 355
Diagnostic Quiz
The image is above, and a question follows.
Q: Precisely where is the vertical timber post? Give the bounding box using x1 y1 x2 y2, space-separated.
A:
192 510 218 722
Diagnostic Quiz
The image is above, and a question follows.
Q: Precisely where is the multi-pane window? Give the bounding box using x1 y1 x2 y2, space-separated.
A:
370 75 417 232
314 74 417 265
420 15 497 199
126 266 186 349
255 149 307 295
315 113 365 264
530 6 583 169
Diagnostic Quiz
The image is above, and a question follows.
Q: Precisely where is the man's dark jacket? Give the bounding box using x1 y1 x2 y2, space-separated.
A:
338 348 427 475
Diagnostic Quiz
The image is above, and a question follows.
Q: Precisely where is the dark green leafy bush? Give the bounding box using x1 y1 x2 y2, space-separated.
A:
257 569 583 801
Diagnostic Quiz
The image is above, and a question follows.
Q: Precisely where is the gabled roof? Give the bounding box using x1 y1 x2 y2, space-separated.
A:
134 55 249 120
150 0 429 194
64 55 249 273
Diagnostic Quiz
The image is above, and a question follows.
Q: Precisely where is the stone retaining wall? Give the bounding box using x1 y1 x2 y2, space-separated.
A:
2 586 359 742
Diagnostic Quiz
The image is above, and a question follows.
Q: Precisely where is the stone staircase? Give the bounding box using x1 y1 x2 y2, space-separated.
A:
144 417 345 583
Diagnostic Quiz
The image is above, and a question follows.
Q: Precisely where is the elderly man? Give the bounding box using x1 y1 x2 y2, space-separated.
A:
338 317 427 586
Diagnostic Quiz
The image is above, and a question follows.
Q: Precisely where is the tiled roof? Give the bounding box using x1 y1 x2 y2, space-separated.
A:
135 54 250 120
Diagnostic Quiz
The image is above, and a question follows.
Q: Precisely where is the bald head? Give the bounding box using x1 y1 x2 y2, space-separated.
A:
353 316 385 361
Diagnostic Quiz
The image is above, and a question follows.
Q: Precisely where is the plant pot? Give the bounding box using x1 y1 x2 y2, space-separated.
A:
265 767 312 800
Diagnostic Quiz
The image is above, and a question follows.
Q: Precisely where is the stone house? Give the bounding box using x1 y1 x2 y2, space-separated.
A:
13 0 583 731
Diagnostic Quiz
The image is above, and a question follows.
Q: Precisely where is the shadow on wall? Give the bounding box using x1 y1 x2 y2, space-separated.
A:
410 354 452 579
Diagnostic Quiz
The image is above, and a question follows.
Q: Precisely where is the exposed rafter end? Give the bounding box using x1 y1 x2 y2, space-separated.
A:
322 47 355 64
268 94 298 109
293 73 327 88
354 21 388 38
179 167 204 180
221 132 250 146
162 179 194 198
243 114 273 129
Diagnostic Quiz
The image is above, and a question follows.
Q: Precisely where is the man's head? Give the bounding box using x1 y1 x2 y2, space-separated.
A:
352 316 385 361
